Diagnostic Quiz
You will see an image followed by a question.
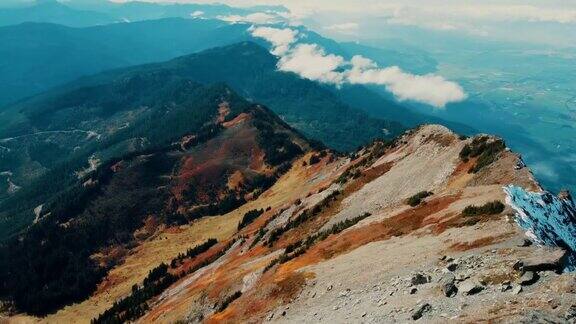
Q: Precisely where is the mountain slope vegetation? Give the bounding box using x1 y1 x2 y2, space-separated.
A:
0 42 403 212
4 123 570 324
0 81 313 315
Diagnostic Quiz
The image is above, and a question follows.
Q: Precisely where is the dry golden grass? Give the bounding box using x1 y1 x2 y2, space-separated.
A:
139 155 345 322
13 154 339 324
35 214 239 324
446 157 477 190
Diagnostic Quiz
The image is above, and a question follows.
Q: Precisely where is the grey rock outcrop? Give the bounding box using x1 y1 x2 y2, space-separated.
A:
411 303 432 320
439 273 457 297
459 280 484 295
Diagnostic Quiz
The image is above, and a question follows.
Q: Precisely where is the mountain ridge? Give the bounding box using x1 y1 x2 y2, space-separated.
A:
0 83 318 315
0 42 404 215
4 123 574 323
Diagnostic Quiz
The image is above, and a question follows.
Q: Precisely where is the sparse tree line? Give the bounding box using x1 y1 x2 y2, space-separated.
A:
237 209 264 230
459 136 506 173
214 291 242 313
92 238 235 324
264 212 372 272
266 190 342 247
337 140 391 185
462 201 505 217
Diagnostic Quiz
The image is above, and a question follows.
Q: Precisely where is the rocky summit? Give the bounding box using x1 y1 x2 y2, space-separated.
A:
4 124 575 323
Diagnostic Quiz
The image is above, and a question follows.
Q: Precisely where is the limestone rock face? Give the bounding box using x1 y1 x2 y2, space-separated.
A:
505 186 576 270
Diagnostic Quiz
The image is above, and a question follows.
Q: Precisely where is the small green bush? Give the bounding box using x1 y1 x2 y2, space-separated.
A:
462 201 505 216
459 144 472 159
459 136 505 173
216 291 242 313
406 191 433 207
237 209 264 230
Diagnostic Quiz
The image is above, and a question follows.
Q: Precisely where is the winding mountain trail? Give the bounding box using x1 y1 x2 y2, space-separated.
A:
0 129 97 143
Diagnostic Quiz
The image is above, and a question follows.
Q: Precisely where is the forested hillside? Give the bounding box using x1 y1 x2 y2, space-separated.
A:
0 42 402 213
0 81 313 315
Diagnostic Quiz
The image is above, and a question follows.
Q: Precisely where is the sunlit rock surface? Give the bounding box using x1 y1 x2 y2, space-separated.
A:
505 185 576 270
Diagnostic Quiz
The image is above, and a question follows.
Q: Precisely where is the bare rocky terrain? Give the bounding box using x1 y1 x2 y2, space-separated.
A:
3 125 575 324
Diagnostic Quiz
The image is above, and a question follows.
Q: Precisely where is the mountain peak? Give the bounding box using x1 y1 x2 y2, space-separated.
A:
35 0 60 4
177 41 276 68
33 0 65 8
78 120 562 324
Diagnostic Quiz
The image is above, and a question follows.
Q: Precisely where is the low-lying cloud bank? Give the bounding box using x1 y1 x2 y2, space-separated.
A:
250 26 467 108
218 12 283 25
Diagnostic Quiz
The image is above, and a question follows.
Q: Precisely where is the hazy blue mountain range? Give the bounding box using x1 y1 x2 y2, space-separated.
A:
1 0 573 196
0 18 250 106
0 15 477 220
0 42 406 237
0 17 441 108
0 0 285 27
0 0 113 27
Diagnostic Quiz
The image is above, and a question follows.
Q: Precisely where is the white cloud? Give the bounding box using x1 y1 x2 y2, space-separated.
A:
117 1 576 25
217 12 282 24
439 4 576 24
275 7 311 26
347 56 467 107
216 9 307 26
250 26 467 107
278 44 345 84
386 16 458 31
373 2 576 34
117 1 575 44
190 10 204 17
249 26 298 55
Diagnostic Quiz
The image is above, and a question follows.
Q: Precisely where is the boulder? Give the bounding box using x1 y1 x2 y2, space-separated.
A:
517 238 533 247
411 273 432 286
411 303 432 320
519 271 539 286
439 273 457 297
520 248 566 272
500 281 512 292
446 262 458 272
459 280 484 295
